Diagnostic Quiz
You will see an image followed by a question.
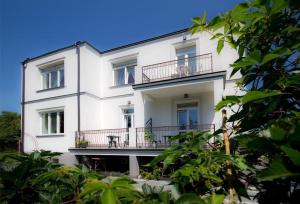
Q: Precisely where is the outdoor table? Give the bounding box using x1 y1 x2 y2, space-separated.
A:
107 135 120 148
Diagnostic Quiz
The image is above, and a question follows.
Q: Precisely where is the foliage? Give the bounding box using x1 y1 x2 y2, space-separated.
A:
80 176 138 204
190 0 300 203
149 131 251 196
33 164 102 203
0 150 61 203
175 193 225 204
78 140 89 148
0 111 21 151
135 183 175 204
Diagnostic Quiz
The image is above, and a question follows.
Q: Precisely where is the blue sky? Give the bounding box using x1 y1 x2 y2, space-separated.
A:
0 0 242 113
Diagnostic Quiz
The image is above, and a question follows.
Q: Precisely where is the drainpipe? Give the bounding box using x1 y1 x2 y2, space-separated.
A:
21 58 29 153
75 41 81 133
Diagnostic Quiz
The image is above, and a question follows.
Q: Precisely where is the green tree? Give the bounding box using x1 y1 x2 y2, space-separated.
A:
0 111 21 151
190 0 300 203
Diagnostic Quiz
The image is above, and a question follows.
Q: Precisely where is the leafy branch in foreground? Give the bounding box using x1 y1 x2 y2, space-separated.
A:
191 0 300 203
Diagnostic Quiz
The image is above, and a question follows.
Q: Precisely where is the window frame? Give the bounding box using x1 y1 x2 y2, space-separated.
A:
113 62 136 86
40 110 64 136
122 108 134 128
41 65 64 90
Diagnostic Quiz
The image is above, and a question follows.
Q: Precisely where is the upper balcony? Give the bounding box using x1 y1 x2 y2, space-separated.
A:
140 53 212 84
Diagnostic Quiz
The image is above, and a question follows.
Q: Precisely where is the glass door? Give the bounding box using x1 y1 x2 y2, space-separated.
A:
176 46 197 75
188 109 198 129
177 102 199 131
123 108 134 128
178 110 187 130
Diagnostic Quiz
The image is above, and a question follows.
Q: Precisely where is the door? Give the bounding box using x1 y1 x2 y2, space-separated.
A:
177 102 199 130
123 108 134 128
176 46 197 74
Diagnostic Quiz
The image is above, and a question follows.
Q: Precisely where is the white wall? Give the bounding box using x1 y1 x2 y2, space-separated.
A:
24 48 78 102
24 97 77 152
80 45 102 96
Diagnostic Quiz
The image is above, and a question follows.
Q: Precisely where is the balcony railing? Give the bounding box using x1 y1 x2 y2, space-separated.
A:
76 128 129 148
75 124 215 149
136 124 215 148
142 53 212 83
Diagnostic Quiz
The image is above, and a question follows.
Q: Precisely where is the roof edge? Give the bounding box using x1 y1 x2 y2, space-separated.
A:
22 27 190 64
101 28 189 54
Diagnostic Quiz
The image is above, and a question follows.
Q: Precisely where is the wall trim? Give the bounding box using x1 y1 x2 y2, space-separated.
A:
23 92 134 105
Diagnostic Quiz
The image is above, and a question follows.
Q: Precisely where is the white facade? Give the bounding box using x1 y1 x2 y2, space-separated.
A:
22 29 240 170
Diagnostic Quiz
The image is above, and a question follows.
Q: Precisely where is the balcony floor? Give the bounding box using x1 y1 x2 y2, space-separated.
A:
133 70 226 90
69 147 166 156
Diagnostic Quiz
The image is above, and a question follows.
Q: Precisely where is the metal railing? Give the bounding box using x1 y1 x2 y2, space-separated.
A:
135 124 215 148
75 124 215 149
142 53 213 83
76 128 129 148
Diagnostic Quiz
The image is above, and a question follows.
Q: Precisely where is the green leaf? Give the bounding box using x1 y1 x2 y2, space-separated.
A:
202 11 207 23
261 48 292 65
210 33 223 40
101 189 117 204
215 95 240 111
241 90 283 104
176 193 204 204
231 50 261 68
269 126 286 141
271 0 289 14
192 16 202 25
163 152 180 169
203 194 225 204
208 16 225 31
280 145 300 166
80 179 107 197
258 159 296 181
111 177 135 191
217 39 224 54
231 3 248 22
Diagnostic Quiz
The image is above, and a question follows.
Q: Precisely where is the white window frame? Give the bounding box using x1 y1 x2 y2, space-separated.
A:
41 65 64 90
40 110 64 135
122 107 134 128
113 63 136 86
177 107 198 128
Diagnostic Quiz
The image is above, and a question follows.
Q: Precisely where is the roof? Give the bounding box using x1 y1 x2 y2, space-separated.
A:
23 28 189 64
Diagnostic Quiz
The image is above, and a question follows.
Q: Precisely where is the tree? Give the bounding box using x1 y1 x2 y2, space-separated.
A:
0 111 21 151
190 0 300 203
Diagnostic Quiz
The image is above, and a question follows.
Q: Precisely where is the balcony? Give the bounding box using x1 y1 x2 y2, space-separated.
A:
141 53 212 84
74 124 215 149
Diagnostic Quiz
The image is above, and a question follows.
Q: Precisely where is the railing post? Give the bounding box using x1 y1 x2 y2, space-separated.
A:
135 128 138 148
75 131 78 148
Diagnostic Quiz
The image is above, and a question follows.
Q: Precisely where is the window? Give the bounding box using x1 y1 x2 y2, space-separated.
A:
113 61 136 86
42 65 64 89
41 110 64 135
123 108 134 128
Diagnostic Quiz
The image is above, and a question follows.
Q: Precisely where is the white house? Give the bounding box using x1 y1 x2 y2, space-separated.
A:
21 28 239 176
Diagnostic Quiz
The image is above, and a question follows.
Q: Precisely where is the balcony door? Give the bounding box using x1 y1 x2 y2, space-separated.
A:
123 108 134 129
177 102 198 130
176 46 197 74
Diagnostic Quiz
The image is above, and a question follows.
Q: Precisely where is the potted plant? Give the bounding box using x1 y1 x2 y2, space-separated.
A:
78 140 89 148
144 131 157 148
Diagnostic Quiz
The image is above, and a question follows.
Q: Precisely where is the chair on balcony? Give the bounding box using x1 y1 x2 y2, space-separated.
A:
107 135 120 148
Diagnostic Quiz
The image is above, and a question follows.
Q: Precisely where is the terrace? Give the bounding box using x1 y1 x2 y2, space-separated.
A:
73 124 215 150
